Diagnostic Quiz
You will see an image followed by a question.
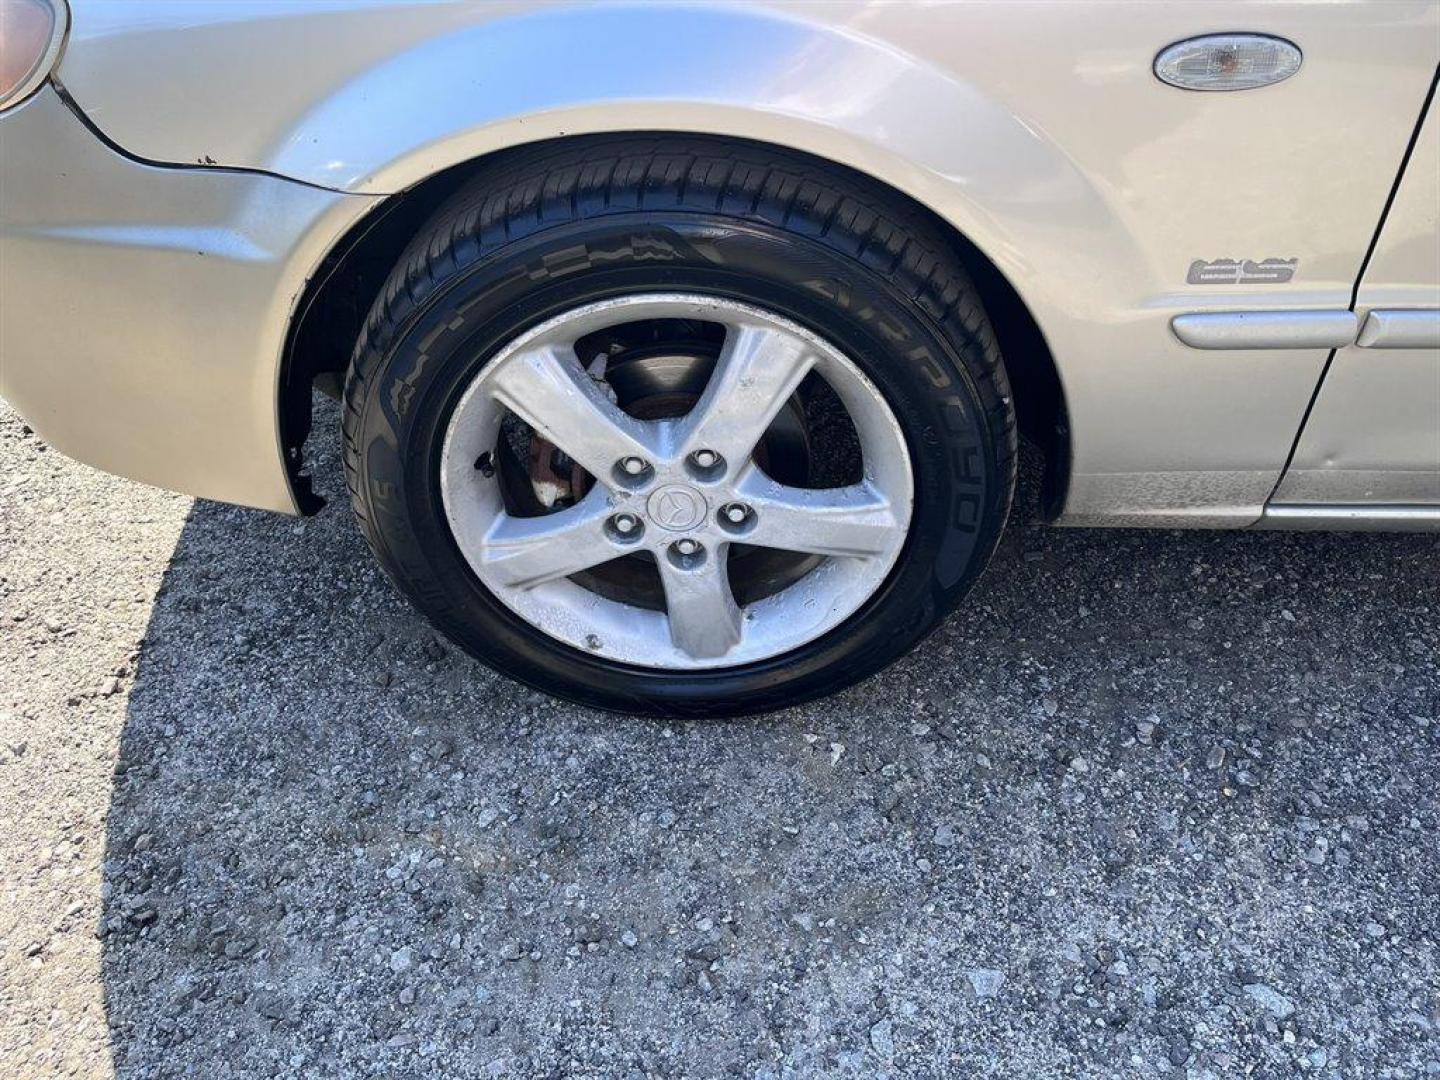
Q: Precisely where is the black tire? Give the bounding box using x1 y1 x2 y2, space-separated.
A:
342 136 1015 716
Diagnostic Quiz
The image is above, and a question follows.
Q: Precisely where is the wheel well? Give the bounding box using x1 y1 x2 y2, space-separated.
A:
279 134 1070 517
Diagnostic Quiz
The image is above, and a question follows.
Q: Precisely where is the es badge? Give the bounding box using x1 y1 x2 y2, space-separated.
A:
1187 258 1298 285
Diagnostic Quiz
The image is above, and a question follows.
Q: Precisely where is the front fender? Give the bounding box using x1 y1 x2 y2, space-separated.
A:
56 1 1440 524
57 2 1133 318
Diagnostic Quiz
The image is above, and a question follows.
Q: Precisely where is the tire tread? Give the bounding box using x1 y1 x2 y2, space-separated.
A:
341 135 1017 710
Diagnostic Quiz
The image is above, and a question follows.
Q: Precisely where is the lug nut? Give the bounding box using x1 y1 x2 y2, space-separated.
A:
722 503 749 525
687 448 726 478
606 513 644 543
674 538 701 556
619 456 648 476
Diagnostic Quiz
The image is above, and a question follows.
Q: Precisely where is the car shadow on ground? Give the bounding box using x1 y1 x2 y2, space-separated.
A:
99 429 1438 1078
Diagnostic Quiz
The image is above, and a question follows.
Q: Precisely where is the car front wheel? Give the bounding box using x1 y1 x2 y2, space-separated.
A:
343 137 1015 715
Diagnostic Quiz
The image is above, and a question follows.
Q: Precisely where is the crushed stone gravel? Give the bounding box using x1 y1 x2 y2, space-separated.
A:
1 398 1437 1078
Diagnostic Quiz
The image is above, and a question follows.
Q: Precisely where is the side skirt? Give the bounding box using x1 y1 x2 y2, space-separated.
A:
1257 505 1440 532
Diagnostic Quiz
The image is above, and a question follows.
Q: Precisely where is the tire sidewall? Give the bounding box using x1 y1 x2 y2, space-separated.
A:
353 214 1004 714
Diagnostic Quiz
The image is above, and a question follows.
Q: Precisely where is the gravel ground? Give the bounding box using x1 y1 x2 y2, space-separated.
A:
2 396 1437 1079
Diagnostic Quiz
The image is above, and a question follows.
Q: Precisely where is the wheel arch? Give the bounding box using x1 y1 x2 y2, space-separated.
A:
280 132 1070 517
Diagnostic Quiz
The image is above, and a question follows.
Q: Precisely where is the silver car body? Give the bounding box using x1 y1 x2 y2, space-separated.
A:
2 1 1437 525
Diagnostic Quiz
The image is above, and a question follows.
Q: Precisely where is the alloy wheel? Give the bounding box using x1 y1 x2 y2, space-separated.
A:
440 294 914 670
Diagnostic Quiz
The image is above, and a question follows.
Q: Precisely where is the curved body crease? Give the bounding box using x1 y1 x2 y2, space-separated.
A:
44 0 1440 522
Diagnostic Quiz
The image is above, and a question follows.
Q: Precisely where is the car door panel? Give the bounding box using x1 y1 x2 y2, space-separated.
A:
1271 89 1440 507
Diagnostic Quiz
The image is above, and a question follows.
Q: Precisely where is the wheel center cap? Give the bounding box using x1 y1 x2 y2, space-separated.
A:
646 484 707 531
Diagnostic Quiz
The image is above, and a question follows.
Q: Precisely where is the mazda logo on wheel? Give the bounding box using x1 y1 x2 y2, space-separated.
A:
647 484 706 531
